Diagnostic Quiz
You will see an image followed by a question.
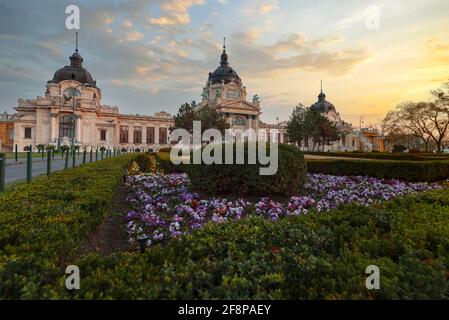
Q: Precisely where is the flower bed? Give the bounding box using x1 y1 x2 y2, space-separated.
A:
125 172 442 247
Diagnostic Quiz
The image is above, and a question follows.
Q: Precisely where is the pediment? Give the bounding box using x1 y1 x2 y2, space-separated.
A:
219 99 260 112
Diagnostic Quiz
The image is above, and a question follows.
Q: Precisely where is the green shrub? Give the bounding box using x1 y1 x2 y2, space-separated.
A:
64 187 449 299
0 155 135 299
393 144 407 153
304 151 448 161
134 153 154 172
187 143 307 196
306 159 449 182
156 151 188 173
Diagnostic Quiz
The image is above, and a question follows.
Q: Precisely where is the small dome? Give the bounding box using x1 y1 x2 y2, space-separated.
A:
47 50 97 88
311 90 336 113
207 44 242 87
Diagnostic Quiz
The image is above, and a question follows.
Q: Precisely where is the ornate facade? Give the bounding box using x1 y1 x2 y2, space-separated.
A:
304 86 388 152
13 46 173 152
196 42 287 143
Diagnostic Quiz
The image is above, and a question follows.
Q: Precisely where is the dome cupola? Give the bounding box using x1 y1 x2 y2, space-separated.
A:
311 81 336 113
47 33 97 88
207 38 242 87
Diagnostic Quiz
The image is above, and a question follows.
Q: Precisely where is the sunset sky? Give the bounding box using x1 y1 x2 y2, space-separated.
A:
1 0 449 127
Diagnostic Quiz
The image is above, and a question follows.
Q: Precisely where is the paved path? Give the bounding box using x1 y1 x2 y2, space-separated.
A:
5 154 104 184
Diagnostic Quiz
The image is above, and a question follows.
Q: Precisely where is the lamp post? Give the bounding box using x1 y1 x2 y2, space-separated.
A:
63 83 88 167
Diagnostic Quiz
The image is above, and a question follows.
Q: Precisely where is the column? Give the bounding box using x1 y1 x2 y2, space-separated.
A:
155 126 160 145
76 115 82 144
142 125 147 146
50 113 57 143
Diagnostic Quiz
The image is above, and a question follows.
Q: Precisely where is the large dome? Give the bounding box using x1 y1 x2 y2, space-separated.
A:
207 44 242 87
47 50 97 88
311 91 336 113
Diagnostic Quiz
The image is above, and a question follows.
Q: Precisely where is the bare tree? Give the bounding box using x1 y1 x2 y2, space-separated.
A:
382 80 449 153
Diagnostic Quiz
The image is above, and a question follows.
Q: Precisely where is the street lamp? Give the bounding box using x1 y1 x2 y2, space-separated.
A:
63 82 89 166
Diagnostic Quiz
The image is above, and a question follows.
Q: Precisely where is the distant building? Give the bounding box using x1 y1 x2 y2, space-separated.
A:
195 40 287 143
302 83 389 152
0 111 16 151
12 40 173 152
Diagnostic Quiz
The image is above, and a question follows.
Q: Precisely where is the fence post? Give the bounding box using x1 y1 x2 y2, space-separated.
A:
65 148 69 170
95 149 98 161
27 149 32 183
47 149 51 176
90 148 93 163
83 149 86 164
15 144 18 162
0 153 5 192
101 149 104 160
72 148 76 168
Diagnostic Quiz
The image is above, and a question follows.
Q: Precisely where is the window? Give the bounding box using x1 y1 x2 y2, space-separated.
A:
226 89 240 99
147 127 155 144
120 126 129 143
159 127 167 144
60 115 74 138
133 126 142 143
100 129 107 141
232 117 245 126
63 88 81 99
24 127 32 139
9 128 14 141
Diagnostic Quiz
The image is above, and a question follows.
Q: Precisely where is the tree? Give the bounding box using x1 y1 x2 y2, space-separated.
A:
171 101 229 136
382 80 449 153
196 107 229 135
286 103 307 146
382 102 432 151
303 108 341 150
171 101 196 134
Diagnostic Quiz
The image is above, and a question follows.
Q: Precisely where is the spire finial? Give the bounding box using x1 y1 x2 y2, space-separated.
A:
223 37 226 51
75 31 79 53
320 80 323 93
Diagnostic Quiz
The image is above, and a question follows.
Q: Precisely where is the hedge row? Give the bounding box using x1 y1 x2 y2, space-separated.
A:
157 152 449 182
187 143 307 196
306 159 449 182
0 155 134 299
304 151 449 161
58 187 449 299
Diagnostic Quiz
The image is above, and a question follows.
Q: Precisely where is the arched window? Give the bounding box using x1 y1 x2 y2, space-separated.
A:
226 89 240 99
63 87 81 98
232 117 245 126
60 115 74 138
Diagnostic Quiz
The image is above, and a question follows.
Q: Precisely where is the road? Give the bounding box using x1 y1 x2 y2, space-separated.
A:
5 154 105 184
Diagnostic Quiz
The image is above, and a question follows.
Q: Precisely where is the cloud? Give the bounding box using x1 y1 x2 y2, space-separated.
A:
242 0 279 17
149 0 205 27
126 31 144 41
122 20 133 29
230 32 370 76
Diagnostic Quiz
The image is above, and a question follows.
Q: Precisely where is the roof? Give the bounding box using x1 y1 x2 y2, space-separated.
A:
47 50 97 88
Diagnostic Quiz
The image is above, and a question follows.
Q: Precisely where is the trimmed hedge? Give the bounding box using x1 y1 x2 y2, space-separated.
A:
156 151 188 173
304 151 449 161
0 155 134 299
62 187 449 299
306 159 449 182
187 143 307 196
